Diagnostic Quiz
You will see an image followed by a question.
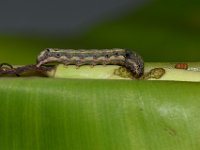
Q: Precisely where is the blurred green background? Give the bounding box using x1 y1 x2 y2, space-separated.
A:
0 0 199 64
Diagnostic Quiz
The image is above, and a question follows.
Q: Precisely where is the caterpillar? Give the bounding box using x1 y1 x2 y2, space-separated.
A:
36 48 144 78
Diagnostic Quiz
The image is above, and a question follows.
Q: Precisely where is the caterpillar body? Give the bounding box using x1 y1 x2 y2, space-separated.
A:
36 48 144 78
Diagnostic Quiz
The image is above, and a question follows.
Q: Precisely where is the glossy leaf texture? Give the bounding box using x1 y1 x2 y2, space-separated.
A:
0 78 200 150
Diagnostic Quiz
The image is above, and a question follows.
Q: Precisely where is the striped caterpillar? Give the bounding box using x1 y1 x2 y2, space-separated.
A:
36 48 144 78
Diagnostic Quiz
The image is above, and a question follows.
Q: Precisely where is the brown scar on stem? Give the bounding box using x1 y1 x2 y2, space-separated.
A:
0 64 53 77
113 67 133 79
114 67 166 80
142 68 166 80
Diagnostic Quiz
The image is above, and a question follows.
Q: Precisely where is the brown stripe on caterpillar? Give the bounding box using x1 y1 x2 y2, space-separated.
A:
36 48 144 78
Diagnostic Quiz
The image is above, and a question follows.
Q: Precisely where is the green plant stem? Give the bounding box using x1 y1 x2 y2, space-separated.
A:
47 62 200 82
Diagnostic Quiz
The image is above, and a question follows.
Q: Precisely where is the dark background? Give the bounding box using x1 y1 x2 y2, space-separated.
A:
0 0 199 64
0 0 147 35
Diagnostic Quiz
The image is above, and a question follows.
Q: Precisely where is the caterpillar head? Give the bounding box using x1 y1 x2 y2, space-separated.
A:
36 48 62 67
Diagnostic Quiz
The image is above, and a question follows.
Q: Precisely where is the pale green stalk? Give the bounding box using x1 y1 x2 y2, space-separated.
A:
47 62 200 82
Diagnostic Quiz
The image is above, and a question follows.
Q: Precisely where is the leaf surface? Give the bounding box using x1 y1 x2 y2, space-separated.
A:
0 78 199 150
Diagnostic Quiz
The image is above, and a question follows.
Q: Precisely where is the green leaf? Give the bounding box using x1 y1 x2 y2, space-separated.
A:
0 78 200 150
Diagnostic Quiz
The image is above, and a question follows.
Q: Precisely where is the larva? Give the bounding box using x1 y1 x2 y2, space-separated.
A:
36 48 144 78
